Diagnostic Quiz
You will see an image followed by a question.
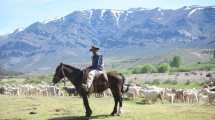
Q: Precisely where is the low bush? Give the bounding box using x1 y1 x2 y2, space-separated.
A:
163 80 172 84
140 64 157 73
185 80 190 85
152 79 160 85
172 80 178 85
132 68 142 74
163 80 178 85
158 63 170 73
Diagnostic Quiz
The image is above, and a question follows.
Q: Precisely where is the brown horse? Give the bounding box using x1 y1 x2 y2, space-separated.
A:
52 63 129 119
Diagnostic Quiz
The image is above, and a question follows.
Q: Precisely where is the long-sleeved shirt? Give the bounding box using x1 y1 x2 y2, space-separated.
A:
91 54 104 70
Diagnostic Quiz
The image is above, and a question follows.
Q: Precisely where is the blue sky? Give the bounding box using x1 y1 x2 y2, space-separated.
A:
0 0 215 35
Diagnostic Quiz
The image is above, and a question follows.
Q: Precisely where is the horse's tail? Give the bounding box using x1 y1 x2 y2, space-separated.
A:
119 73 130 94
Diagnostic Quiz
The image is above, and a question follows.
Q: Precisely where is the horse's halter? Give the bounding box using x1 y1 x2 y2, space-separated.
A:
61 64 67 83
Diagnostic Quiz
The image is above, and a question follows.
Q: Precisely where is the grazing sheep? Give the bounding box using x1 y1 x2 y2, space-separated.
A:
201 88 215 105
139 88 163 104
163 88 175 104
0 86 6 95
103 89 112 96
183 89 199 104
125 85 141 100
63 86 78 96
93 89 112 98
126 91 136 100
173 89 184 103
198 93 209 104
0 84 65 96
207 82 215 91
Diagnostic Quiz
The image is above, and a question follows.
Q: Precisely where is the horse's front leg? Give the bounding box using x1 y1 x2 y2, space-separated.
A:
118 96 123 115
82 95 92 118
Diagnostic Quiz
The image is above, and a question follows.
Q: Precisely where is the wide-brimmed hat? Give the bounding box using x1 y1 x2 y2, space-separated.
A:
89 46 100 52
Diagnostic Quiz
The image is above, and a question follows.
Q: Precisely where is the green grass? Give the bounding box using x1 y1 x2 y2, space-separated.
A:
183 63 215 71
0 96 215 120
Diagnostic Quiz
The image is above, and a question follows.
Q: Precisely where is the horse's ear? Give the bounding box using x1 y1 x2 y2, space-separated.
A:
60 62 63 65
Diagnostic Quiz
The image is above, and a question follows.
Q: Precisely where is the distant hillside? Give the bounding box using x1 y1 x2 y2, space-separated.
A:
0 66 22 76
0 6 215 73
0 67 7 76
109 48 214 73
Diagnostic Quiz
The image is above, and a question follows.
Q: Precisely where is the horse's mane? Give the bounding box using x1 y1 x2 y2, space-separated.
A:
62 63 82 72
107 71 120 76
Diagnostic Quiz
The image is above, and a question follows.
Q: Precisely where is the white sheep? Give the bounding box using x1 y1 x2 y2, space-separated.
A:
201 88 215 105
139 88 163 104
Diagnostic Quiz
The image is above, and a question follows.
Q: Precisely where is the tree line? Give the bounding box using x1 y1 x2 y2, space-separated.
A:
132 56 182 74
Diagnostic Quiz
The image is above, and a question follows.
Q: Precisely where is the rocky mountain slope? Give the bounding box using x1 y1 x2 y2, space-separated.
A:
0 6 215 73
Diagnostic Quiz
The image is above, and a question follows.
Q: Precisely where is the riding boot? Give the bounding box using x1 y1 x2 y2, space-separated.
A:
83 70 94 93
81 83 94 93
103 73 109 86
81 84 89 92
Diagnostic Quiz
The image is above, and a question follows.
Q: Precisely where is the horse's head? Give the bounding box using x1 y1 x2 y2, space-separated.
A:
52 63 65 85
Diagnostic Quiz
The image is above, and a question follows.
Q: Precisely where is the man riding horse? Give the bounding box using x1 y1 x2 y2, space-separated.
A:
52 46 128 117
82 46 108 92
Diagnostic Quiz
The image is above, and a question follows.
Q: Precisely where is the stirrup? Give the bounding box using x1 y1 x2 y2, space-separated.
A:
81 83 90 92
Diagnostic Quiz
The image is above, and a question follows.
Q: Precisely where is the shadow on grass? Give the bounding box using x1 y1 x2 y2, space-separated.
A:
136 101 146 105
48 114 111 120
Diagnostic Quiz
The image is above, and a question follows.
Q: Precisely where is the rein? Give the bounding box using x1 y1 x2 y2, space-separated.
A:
61 64 67 86
60 64 84 87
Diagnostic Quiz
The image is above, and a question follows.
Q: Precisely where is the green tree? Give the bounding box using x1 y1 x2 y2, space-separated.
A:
158 63 170 73
170 56 181 68
132 68 142 74
140 64 156 73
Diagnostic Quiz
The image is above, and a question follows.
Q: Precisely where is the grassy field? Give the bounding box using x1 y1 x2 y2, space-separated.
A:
0 96 215 120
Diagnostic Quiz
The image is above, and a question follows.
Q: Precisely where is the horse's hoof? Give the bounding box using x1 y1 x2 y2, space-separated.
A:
84 117 90 120
86 111 92 117
110 113 116 116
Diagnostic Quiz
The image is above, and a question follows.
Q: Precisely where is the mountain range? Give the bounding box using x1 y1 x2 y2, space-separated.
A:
0 5 215 73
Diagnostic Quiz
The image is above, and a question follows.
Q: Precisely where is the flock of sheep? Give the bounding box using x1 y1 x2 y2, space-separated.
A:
0 84 110 97
0 83 214 105
0 84 64 96
124 83 215 105
0 71 215 105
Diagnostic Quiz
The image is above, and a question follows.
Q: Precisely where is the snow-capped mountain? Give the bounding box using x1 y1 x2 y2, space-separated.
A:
0 6 215 72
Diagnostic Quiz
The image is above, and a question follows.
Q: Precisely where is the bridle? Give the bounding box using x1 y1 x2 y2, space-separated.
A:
61 64 67 81
59 64 67 86
55 64 66 86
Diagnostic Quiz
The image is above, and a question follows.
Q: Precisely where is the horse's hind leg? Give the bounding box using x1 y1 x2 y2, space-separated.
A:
111 87 123 116
117 95 123 116
111 93 118 116
109 87 120 116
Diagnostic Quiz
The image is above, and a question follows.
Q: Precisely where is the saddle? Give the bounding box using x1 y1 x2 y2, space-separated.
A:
83 68 109 93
